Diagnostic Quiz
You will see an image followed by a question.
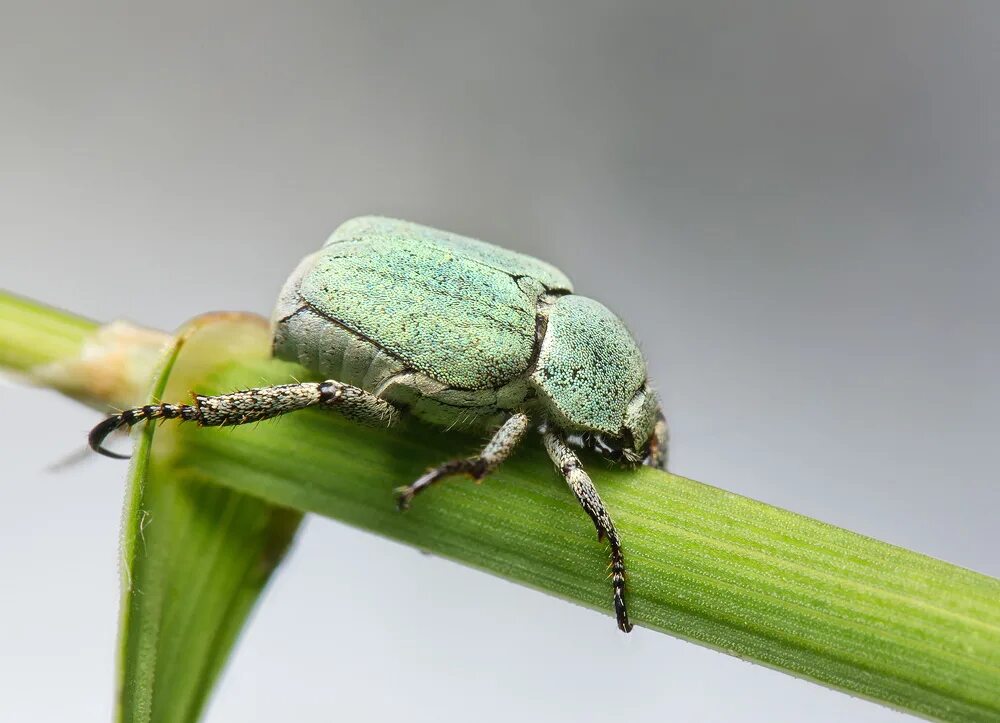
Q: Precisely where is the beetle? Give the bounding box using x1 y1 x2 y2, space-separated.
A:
89 216 668 632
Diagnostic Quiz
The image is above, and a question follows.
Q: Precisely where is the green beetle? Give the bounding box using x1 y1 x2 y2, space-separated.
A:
90 216 668 632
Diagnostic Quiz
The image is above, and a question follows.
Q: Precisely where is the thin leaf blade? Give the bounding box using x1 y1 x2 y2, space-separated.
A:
116 314 303 723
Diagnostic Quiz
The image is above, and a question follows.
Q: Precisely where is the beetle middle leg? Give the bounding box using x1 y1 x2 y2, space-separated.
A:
541 426 633 633
394 412 530 510
89 379 399 458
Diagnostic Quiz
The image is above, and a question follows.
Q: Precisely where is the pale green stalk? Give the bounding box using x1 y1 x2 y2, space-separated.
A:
2 290 998 722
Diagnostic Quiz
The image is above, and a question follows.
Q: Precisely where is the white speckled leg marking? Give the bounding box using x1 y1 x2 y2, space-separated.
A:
394 412 530 510
542 428 633 633
89 380 399 458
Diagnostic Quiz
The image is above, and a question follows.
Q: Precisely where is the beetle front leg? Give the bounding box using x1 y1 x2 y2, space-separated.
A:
89 379 399 458
646 406 669 470
394 412 530 510
542 427 633 633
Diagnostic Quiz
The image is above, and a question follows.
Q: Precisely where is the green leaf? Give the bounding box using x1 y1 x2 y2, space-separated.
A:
116 314 303 723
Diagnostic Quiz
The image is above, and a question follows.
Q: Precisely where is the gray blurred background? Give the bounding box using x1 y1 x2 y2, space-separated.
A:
1 2 997 721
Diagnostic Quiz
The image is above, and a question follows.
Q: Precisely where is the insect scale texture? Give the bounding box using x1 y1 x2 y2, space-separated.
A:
90 216 669 632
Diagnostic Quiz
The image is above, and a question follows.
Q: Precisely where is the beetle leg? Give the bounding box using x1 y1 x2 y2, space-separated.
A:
89 379 399 458
394 412 530 510
646 406 669 470
541 427 633 633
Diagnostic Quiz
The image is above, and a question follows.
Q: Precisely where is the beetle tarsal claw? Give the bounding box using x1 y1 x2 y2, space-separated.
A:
89 415 132 459
393 486 416 512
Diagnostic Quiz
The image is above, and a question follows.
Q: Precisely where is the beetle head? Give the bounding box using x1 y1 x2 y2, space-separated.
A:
581 383 666 468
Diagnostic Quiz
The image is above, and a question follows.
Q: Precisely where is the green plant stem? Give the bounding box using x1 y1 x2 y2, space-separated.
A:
0 291 169 410
0 292 98 372
3 291 999 722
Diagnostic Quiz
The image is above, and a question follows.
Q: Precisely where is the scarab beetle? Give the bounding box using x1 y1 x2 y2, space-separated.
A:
90 216 668 632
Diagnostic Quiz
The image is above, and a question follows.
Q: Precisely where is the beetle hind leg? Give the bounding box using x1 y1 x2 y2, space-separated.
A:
89 379 400 458
394 412 530 510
